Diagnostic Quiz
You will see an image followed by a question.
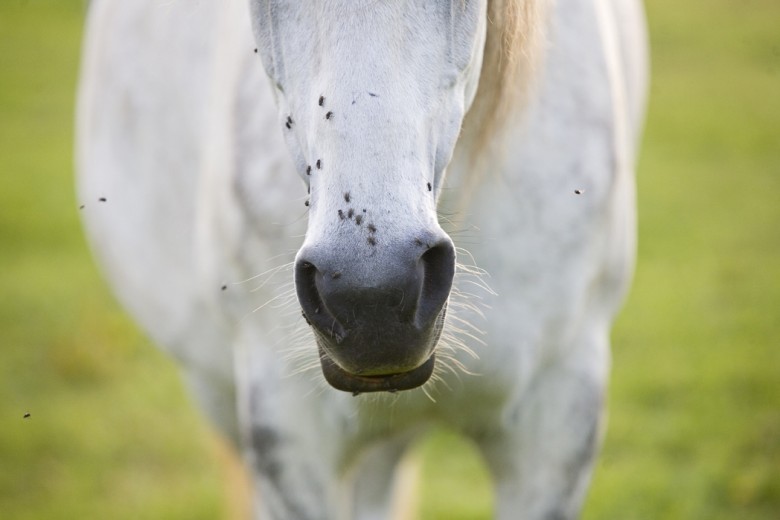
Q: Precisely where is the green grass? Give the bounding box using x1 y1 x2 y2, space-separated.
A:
1 0 778 518
585 1 780 518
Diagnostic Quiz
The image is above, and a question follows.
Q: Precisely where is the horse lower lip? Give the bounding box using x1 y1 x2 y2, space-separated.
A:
318 347 435 394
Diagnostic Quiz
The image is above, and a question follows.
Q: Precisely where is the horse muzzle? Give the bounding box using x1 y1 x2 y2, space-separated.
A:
295 234 455 393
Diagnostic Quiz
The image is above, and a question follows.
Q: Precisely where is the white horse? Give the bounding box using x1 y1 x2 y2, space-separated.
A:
77 0 647 518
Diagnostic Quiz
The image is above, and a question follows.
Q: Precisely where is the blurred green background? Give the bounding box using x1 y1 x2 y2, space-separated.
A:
1 0 778 518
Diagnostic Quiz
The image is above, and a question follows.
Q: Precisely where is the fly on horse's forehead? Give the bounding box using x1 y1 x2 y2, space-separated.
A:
78 0 647 517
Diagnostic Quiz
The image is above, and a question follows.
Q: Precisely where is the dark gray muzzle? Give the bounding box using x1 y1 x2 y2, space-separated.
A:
295 231 455 393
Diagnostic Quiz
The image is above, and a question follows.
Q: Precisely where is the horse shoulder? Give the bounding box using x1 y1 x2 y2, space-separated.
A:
77 0 233 385
437 0 646 414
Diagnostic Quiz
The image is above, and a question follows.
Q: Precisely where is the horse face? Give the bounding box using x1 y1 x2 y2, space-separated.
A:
249 0 488 393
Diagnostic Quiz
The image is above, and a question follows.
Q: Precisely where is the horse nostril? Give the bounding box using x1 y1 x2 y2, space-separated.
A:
294 259 346 342
416 240 456 328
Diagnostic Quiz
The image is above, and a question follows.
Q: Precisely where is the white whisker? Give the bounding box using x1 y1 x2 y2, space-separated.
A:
251 288 297 313
455 278 497 296
447 314 486 335
236 260 295 285
420 384 437 403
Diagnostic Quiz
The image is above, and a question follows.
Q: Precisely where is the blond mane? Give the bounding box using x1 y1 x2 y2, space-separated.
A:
462 0 546 161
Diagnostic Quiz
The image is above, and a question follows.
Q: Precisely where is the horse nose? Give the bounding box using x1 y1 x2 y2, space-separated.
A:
294 234 455 376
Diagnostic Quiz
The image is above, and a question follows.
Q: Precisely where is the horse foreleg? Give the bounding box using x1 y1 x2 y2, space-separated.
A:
233 331 338 519
475 361 607 519
346 433 421 520
243 405 346 520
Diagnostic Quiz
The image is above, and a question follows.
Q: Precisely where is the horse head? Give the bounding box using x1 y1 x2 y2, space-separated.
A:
249 1 489 393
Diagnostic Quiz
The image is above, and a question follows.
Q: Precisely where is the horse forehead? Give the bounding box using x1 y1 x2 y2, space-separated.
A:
269 0 449 17
266 0 452 46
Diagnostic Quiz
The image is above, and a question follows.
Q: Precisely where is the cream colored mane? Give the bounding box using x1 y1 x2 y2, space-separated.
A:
463 0 546 159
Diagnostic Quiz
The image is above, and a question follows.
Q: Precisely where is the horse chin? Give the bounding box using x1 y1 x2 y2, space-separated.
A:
318 347 436 394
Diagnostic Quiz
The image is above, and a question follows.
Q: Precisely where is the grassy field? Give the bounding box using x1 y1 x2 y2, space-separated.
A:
1 0 778 518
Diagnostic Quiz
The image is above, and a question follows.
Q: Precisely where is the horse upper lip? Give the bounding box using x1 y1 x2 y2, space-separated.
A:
318 346 435 394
